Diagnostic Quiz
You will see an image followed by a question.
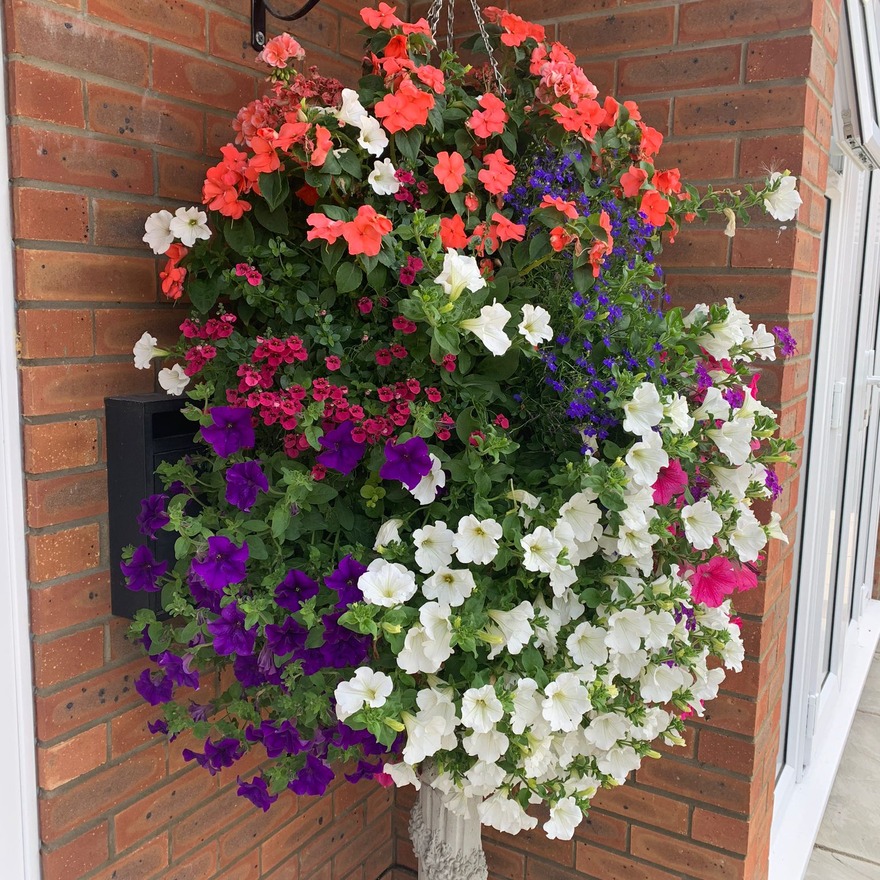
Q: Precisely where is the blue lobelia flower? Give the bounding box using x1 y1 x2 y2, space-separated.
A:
190 536 249 592
379 436 432 489
201 406 255 458
225 461 269 511
121 545 168 592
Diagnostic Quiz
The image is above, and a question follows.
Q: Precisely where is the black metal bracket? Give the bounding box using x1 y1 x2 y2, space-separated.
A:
251 0 324 51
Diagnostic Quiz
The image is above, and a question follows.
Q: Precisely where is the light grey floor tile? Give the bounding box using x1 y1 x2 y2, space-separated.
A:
806 849 880 880
815 712 880 863
862 661 880 717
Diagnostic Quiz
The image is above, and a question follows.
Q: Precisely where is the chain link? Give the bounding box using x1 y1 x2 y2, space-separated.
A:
425 0 506 95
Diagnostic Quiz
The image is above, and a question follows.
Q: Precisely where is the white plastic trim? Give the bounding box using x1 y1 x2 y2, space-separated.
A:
0 4 41 874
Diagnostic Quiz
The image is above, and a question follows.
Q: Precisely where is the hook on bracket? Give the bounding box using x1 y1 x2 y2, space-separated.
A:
251 0 324 51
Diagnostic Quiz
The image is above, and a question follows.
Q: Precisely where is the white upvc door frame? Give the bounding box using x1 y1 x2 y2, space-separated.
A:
0 5 42 876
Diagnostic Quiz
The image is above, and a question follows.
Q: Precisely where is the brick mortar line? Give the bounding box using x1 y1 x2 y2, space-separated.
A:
619 76 815 103
14 238 162 259
10 177 205 207
18 300 171 313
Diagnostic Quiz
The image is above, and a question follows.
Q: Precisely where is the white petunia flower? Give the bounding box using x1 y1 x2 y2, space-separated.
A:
544 796 582 841
133 332 159 369
596 744 641 782
373 518 404 550
605 607 651 654
143 210 175 254
461 684 504 733
643 610 677 651
566 622 609 668
335 88 368 126
693 297 752 360
730 506 767 562
334 667 393 721
358 558 417 607
585 712 629 751
518 304 553 345
419 601 453 645
409 454 445 505
158 364 189 396
169 206 211 247
434 249 486 301
662 393 694 434
521 526 563 573
558 490 602 542
615 648 649 679
692 386 731 421
510 678 543 735
486 601 534 658
356 114 389 156
708 417 755 466
462 729 509 763
639 663 689 704
680 497 723 551
464 761 506 798
413 521 456 574
401 710 447 764
767 511 789 543
396 624 452 674
542 672 590 732
383 761 421 790
367 158 400 195
744 322 777 361
764 171 802 221
622 382 664 437
478 792 538 834
625 430 669 487
709 463 753 501
422 566 475 607
723 206 737 238
454 515 502 565
459 301 512 356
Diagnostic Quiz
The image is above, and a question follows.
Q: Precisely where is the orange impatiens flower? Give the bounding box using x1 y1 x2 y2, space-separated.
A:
160 244 188 300
414 65 445 93
550 226 574 252
652 168 682 196
433 151 467 194
361 2 401 29
384 34 409 59
203 145 251 219
638 123 664 159
601 95 641 128
306 213 345 245
247 132 282 178
497 11 545 47
342 205 393 257
478 150 516 196
468 93 508 139
374 79 435 133
490 212 526 243
589 210 614 278
401 17 431 36
309 125 333 167
540 195 578 220
553 98 605 141
620 167 648 199
639 190 671 227
439 215 469 250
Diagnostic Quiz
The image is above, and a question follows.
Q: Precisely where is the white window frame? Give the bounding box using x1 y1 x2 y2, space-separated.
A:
0 10 41 876
844 0 880 167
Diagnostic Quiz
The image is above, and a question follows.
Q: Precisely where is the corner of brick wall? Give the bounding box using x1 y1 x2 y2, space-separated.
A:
7 0 395 877
395 1 837 879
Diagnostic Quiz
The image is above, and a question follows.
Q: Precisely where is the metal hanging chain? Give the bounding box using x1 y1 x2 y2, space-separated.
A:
425 0 506 96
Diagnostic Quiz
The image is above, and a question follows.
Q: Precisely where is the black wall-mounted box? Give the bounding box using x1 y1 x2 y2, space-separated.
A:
106 393 200 619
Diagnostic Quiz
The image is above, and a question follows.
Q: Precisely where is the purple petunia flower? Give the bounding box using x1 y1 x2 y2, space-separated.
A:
325 555 367 609
344 758 384 784
772 325 798 358
379 436 432 490
183 737 244 776
247 720 308 758
288 754 335 796
237 775 279 812
225 461 269 511
156 651 200 690
135 668 173 705
121 545 168 593
187 572 222 614
265 618 308 656
316 421 366 475
190 536 249 592
188 701 212 722
201 406 255 458
207 602 256 656
147 718 169 735
275 569 319 612
137 494 169 538
233 653 270 688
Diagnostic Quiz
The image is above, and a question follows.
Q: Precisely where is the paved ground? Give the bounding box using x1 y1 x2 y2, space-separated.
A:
806 654 880 879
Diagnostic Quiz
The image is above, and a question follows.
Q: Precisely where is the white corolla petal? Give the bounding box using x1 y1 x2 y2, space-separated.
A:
459 301 511 356
518 304 554 345
336 88 369 126
373 518 404 550
143 210 175 254
730 506 767 562
764 171 802 221
461 685 504 733
356 114 389 156
368 158 400 195
521 526 563 573
453 515 502 565
543 796 582 841
169 206 211 247
622 382 663 437
358 558 417 607
707 417 754 466
409 455 445 505
542 672 590 732
334 667 393 720
435 249 486 300
413 521 456 574
422 566 475 606
158 364 189 396
624 430 669 487
680 497 723 551
133 332 159 369
585 712 630 751
605 607 651 654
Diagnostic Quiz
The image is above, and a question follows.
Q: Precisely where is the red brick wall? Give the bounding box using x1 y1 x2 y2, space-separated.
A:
7 0 395 877
391 1 835 878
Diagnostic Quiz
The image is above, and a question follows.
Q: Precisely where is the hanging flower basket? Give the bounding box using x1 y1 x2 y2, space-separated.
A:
126 2 799 875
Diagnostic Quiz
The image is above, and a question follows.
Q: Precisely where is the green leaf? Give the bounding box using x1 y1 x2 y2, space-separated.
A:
253 200 289 235
336 262 363 294
223 216 255 255
433 324 460 355
337 149 364 178
395 129 423 163
187 277 220 314
259 170 289 212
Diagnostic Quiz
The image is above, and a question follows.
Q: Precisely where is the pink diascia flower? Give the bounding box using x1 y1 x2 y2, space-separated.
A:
258 34 305 69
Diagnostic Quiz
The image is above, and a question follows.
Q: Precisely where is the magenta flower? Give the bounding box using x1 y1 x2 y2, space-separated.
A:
191 536 249 591
379 436 432 489
652 459 689 505
121 545 168 592
690 556 738 607
225 461 269 511
201 406 255 458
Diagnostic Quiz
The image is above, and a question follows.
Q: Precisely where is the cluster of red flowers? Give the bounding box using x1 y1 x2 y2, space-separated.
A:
180 315 237 340
160 244 188 300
